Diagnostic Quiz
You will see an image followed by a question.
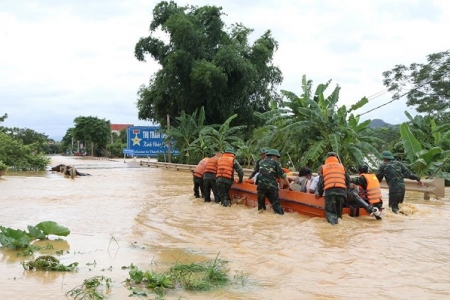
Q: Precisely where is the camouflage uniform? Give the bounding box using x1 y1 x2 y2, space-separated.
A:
256 157 286 215
216 160 244 207
249 158 263 180
376 160 420 212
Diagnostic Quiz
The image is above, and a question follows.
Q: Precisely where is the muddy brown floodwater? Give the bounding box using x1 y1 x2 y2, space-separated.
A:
1 156 450 299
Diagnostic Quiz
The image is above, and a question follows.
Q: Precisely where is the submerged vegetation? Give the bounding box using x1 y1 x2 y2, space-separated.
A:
124 254 238 297
22 255 78 272
66 276 112 299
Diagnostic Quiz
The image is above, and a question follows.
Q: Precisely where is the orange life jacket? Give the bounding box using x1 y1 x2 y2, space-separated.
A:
193 158 209 178
322 156 346 190
358 173 382 205
216 153 235 179
204 155 220 174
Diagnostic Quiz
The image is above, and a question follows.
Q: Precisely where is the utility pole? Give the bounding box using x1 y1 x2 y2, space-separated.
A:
167 114 172 163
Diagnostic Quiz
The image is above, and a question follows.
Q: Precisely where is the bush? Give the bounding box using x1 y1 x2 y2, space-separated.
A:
0 160 7 171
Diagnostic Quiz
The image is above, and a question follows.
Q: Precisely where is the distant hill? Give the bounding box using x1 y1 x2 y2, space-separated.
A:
369 119 394 128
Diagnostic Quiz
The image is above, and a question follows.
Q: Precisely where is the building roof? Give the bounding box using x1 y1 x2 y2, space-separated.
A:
110 124 133 131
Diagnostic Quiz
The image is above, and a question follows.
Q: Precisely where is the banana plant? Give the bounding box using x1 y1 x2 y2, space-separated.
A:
164 107 206 163
185 134 211 164
399 122 450 179
258 75 382 170
234 140 258 168
200 114 245 152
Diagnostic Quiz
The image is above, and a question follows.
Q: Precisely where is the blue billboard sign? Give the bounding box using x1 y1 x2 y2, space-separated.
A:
126 126 179 157
122 149 135 156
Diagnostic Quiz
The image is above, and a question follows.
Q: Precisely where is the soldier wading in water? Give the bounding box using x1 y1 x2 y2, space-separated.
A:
376 150 422 214
256 149 289 215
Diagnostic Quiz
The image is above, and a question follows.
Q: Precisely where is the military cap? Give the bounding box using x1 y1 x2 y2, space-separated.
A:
381 150 394 160
266 149 281 157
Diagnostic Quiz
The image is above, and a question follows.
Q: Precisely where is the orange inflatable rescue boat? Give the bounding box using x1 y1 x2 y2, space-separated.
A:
229 180 382 219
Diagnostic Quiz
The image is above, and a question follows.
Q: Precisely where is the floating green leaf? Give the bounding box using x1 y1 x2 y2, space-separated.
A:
27 225 46 240
35 221 70 237
0 226 31 249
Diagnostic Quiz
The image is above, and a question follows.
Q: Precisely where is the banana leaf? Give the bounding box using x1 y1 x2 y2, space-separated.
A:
400 123 422 163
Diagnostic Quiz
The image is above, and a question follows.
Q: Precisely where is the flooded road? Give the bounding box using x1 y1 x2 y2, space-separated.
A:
1 156 450 299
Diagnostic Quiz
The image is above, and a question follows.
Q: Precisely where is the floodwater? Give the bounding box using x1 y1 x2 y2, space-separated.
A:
1 156 450 300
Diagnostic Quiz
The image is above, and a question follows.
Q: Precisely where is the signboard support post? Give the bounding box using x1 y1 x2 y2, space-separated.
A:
167 114 172 163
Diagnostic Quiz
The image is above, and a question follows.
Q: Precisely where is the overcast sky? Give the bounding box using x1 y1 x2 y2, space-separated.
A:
1 0 449 141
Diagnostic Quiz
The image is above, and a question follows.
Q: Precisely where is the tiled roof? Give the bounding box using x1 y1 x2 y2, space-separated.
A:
110 124 133 131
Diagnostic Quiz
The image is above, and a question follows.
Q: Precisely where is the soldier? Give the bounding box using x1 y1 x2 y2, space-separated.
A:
349 164 383 209
376 150 422 214
216 148 244 207
192 157 209 198
203 150 222 203
248 148 268 182
315 152 351 225
256 149 289 215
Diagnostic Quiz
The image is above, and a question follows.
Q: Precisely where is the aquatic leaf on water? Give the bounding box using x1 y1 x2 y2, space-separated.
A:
35 221 70 237
0 226 31 249
27 225 46 239
129 265 145 283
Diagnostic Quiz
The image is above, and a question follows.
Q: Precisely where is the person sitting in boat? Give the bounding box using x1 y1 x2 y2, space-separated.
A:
349 164 383 209
203 150 222 203
248 148 268 184
288 167 312 192
315 152 351 225
280 167 292 189
216 148 244 207
192 156 209 198
256 149 289 215
309 166 322 194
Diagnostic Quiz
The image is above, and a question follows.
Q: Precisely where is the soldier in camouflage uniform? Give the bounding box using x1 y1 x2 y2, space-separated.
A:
216 148 244 207
248 148 268 182
376 150 422 214
256 149 288 215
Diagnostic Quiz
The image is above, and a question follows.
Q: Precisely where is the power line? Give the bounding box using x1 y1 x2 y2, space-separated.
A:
356 78 435 117
366 88 389 100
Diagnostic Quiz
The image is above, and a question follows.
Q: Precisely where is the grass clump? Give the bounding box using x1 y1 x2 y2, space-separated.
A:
126 254 232 297
170 256 229 291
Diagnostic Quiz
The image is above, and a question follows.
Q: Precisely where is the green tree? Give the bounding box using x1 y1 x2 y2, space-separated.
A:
72 116 110 156
0 113 7 124
0 132 50 171
135 1 282 128
369 125 400 153
61 128 76 154
382 50 450 120
2 127 49 154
